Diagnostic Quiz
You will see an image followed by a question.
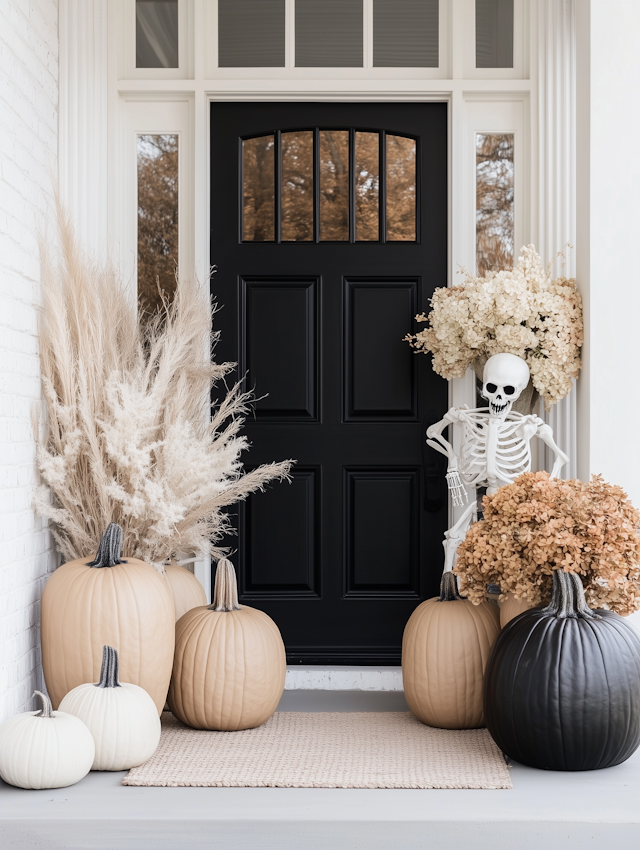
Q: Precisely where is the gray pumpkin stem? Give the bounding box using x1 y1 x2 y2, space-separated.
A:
541 570 601 620
209 558 241 611
96 645 121 688
34 690 54 718
439 571 463 601
87 523 127 568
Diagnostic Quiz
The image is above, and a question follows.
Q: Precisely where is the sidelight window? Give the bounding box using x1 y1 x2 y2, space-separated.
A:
475 132 514 276
137 134 179 313
242 129 417 243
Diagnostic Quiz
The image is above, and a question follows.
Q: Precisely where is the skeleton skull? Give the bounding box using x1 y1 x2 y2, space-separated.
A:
482 353 530 418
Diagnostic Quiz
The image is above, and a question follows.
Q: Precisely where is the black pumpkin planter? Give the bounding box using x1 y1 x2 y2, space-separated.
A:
484 571 640 771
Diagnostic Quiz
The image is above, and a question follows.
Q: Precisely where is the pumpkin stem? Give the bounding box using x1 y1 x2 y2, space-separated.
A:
542 570 601 620
96 645 121 688
87 522 127 568
33 691 54 718
439 571 463 601
210 558 241 611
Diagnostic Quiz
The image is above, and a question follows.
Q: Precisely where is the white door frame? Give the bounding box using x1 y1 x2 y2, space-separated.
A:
59 0 578 616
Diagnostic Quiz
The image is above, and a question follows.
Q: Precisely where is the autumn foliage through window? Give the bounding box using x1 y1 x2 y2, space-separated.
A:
476 133 514 276
242 129 417 242
137 134 179 314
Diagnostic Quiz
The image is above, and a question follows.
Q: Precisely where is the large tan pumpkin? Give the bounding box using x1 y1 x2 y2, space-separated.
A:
163 562 207 621
41 524 175 714
498 592 533 628
168 558 286 731
402 572 500 729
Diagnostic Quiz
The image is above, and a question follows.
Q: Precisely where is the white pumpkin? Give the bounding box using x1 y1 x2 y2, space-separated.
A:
0 691 95 789
59 645 160 771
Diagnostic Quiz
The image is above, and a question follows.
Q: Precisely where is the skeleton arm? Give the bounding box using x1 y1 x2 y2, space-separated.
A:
536 421 569 478
517 416 569 479
426 408 469 507
425 408 460 462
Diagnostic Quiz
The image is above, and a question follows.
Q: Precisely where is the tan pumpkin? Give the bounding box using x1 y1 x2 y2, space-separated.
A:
41 524 175 714
402 572 500 729
163 562 207 621
498 592 534 628
168 558 286 731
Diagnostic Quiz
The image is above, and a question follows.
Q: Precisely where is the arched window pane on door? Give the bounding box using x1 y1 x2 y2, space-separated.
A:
242 135 275 242
137 134 178 314
386 135 417 241
281 131 314 242
476 133 514 276
319 130 349 242
241 129 417 244
355 132 380 242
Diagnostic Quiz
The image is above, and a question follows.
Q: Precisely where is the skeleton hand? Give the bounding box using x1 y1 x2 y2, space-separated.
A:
445 460 468 508
518 415 543 443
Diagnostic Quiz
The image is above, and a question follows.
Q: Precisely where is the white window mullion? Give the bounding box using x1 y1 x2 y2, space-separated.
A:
285 0 295 68
363 0 373 69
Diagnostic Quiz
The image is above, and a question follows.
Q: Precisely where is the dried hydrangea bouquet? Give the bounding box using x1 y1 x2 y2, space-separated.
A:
454 471 640 616
34 206 291 569
405 245 583 413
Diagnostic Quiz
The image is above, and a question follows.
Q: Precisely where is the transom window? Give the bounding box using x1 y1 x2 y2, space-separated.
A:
242 129 417 243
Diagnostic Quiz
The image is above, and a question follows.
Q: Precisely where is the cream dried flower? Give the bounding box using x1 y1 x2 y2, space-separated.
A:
405 245 583 409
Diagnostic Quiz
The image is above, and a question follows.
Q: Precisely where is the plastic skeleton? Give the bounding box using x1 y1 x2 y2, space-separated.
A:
426 353 569 573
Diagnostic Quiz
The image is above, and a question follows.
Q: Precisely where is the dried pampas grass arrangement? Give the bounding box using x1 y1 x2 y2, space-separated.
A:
34 204 292 569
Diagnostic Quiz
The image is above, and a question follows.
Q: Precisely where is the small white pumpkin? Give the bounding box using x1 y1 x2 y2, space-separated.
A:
59 645 160 771
0 690 95 789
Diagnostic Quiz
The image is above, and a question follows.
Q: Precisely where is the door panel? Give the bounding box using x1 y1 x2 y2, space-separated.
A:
241 466 321 597
241 278 318 420
344 279 418 420
211 101 448 665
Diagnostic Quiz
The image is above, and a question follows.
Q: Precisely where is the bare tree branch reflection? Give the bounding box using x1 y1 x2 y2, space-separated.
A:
240 128 418 244
476 133 514 276
281 131 314 241
320 130 349 241
386 135 416 241
137 134 179 315
243 135 275 241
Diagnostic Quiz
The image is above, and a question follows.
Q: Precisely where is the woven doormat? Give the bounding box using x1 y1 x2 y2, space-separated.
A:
123 712 511 789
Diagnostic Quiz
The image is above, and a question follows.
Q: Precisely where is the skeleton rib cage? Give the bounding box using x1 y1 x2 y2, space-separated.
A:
458 408 532 488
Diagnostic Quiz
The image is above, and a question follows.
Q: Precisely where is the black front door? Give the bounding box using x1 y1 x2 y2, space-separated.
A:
211 101 448 665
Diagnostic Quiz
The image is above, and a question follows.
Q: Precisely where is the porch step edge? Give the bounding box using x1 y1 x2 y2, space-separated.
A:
285 665 403 691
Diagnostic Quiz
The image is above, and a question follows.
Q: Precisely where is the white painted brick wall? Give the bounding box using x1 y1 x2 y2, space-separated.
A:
0 0 59 722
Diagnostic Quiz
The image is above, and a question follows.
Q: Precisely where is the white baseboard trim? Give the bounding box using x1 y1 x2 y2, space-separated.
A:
285 666 403 692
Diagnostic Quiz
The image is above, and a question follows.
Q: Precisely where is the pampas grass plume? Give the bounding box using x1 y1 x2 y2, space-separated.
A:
34 203 292 569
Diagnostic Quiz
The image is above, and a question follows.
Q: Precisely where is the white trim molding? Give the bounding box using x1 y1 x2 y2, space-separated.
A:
57 0 582 635
59 0 109 259
533 0 577 480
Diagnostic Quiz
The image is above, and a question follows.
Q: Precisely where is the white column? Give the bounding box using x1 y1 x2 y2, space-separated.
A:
534 0 577 479
58 0 109 259
576 1 640 504
576 1 640 631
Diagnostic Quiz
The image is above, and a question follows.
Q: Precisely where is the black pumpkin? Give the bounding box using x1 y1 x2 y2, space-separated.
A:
484 570 640 771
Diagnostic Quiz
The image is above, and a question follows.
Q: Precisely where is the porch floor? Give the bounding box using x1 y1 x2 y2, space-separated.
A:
2 690 640 850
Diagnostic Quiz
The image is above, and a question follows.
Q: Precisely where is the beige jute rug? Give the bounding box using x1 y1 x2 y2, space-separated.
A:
123 712 511 789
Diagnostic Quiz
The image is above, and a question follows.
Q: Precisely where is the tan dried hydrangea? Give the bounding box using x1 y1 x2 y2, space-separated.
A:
405 245 583 409
453 472 640 616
